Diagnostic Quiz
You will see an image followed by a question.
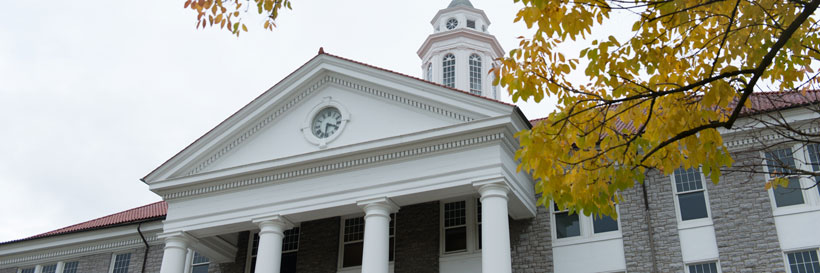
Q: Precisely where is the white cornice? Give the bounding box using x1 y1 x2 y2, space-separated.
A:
417 29 504 59
430 6 491 26
159 130 507 200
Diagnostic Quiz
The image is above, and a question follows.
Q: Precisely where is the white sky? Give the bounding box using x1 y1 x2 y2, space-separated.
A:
0 0 633 242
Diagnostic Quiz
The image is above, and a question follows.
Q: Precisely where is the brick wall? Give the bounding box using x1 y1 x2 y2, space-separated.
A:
510 204 553 273
294 217 340 273
710 151 785 272
620 172 685 273
394 201 439 273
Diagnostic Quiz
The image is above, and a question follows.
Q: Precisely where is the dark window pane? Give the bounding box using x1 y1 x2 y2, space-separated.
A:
250 257 256 273
63 262 79 273
389 237 395 261
112 253 131 273
281 252 297 273
679 191 709 220
342 242 363 267
592 215 618 233
787 250 820 273
477 223 482 249
674 167 703 192
41 264 57 273
444 226 467 252
774 177 805 207
554 212 580 238
192 264 209 273
20 268 35 273
688 262 719 273
807 144 820 197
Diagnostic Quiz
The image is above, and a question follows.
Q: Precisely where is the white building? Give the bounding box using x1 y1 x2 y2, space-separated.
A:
2 1 820 273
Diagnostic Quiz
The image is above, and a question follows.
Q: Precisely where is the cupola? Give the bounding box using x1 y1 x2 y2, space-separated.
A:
417 0 504 99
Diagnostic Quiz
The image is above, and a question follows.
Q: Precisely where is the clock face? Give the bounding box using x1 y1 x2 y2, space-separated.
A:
312 107 342 139
446 18 458 30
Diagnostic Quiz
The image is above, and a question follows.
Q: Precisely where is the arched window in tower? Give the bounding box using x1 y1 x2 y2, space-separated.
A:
426 63 432 81
469 54 482 95
442 54 456 88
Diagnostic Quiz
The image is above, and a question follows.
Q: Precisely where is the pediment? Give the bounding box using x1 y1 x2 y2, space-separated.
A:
143 53 514 183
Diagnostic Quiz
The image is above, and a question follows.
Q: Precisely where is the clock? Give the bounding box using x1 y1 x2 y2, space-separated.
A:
312 107 342 139
446 18 458 30
301 97 350 148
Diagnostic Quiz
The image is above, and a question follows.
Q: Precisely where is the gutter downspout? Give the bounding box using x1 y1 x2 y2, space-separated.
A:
641 177 658 273
138 223 149 273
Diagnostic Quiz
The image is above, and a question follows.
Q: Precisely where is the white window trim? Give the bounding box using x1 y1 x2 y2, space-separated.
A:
108 252 132 273
670 167 714 229
17 265 40 273
439 197 481 256
549 201 622 247
763 145 820 216
337 214 395 271
783 248 820 273
18 261 77 273
684 260 722 273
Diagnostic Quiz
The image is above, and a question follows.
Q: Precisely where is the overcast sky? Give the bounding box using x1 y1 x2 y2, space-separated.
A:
0 0 633 242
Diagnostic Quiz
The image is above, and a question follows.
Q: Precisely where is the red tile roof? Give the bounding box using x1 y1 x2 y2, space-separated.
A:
528 90 820 124
1 201 167 245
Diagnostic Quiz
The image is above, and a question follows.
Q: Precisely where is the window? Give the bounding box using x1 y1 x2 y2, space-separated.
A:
469 54 482 95
19 268 35 273
467 20 476 29
42 264 57 273
551 202 619 241
340 215 394 268
425 63 432 81
688 261 720 273
553 204 580 238
63 262 79 273
672 167 710 221
281 228 300 273
787 250 820 273
441 198 481 254
110 253 131 273
766 148 805 207
191 252 209 273
442 54 456 88
443 201 468 252
247 227 300 273
807 143 820 196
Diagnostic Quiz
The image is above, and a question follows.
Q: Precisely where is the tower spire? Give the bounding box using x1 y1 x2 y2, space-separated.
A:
448 0 474 8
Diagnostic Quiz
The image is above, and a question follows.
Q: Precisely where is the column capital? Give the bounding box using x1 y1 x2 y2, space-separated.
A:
473 180 510 201
357 197 399 215
252 214 294 232
158 231 196 251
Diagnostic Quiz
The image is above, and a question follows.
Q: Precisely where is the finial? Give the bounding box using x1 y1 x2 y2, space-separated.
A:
318 47 325 54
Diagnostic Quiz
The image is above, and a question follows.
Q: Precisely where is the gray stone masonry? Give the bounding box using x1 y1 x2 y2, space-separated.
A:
294 217 340 273
510 203 553 273
710 150 785 272
620 171 685 273
0 267 16 273
394 201 440 273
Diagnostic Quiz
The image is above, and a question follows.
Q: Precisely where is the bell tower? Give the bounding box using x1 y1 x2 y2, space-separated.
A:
417 0 504 99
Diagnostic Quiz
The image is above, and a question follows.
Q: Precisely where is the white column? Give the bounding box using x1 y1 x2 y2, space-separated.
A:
357 197 399 273
252 215 293 273
159 232 194 273
476 182 512 273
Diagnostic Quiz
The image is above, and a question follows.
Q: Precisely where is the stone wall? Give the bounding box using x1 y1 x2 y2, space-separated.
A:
510 203 553 273
710 151 785 272
394 201 439 273
294 217 340 273
620 171 685 273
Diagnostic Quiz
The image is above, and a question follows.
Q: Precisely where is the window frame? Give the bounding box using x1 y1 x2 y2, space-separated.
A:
670 167 714 229
784 249 820 273
468 54 482 95
108 252 132 273
425 63 432 82
549 201 622 247
685 260 722 273
442 53 456 88
439 197 481 256
763 144 820 214
337 214 395 270
190 251 209 273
